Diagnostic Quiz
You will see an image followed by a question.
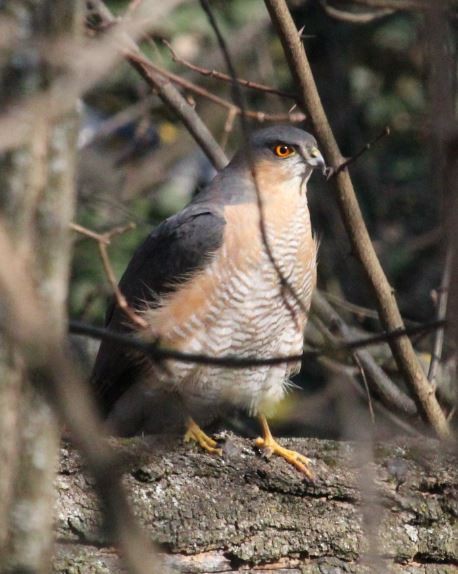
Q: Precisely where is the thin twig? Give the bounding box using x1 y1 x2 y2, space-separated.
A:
323 291 382 321
324 361 422 436
127 51 305 123
97 243 148 329
69 317 446 371
220 107 237 150
86 0 228 171
331 127 391 177
312 292 418 416
353 354 376 423
199 0 310 329
126 53 228 169
163 39 296 99
341 320 446 352
310 313 382 432
428 246 453 387
70 222 148 330
264 0 450 439
70 221 136 244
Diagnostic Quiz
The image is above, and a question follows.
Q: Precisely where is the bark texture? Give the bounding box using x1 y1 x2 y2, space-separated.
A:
54 433 457 573
0 2 79 571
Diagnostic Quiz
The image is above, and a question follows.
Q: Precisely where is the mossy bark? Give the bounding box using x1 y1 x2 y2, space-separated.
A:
54 434 457 573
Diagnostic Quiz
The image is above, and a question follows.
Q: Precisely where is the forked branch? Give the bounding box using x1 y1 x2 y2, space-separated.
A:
70 222 148 330
163 39 296 100
126 51 305 123
86 0 228 171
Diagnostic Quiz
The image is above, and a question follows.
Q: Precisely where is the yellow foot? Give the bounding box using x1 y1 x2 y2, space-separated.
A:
184 418 222 456
255 435 314 480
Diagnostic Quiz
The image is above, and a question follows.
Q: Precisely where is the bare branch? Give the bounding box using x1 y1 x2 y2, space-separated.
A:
220 107 237 150
86 0 228 171
326 361 422 435
68 317 445 373
0 223 159 574
428 247 453 387
198 0 311 330
263 0 450 439
331 127 391 177
127 51 305 124
163 39 296 100
323 291 382 321
312 292 418 417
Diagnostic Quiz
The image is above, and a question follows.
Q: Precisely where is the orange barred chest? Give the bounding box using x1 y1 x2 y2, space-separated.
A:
153 197 316 353
141 196 316 412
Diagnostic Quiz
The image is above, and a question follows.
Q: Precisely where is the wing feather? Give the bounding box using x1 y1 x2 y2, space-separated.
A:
91 204 226 413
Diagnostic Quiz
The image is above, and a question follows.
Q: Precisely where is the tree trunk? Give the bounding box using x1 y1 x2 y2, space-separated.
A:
54 433 457 573
0 2 79 572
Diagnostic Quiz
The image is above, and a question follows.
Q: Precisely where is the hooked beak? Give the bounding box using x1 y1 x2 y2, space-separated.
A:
305 145 327 175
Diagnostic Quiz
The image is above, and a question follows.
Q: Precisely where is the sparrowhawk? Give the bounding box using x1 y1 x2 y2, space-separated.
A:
91 125 325 478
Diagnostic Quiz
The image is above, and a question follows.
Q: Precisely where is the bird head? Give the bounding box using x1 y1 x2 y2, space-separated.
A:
229 125 326 197
234 125 325 173
249 125 325 171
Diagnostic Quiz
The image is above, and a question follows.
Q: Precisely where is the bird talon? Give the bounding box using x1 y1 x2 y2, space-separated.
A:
184 418 222 456
255 438 274 459
255 433 314 480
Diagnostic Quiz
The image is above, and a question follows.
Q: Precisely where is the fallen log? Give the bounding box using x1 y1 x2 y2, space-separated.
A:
54 433 457 573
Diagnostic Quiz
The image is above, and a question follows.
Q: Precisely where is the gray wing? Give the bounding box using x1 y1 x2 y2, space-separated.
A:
91 204 226 413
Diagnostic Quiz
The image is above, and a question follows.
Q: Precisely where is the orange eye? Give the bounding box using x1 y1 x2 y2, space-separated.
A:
273 144 295 158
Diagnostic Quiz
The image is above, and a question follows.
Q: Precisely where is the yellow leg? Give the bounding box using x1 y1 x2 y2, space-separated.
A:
255 414 314 479
184 417 222 456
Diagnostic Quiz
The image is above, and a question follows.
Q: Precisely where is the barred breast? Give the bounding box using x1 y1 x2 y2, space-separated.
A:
142 188 317 415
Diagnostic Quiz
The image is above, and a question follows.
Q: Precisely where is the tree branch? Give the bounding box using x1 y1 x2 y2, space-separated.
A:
70 222 148 330
0 224 160 574
428 246 453 387
263 0 451 439
331 126 390 177
163 39 296 99
68 317 446 372
127 50 305 123
53 434 458 573
312 292 418 416
86 0 228 171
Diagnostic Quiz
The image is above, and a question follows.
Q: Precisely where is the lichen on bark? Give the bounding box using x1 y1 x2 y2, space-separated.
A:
54 433 457 573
